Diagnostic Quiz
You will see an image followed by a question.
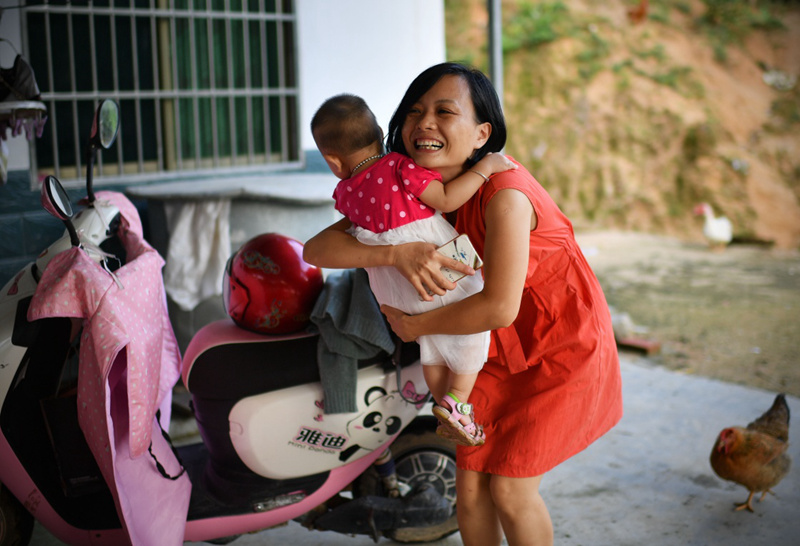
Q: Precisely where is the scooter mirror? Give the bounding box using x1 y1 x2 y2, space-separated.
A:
85 99 120 204
41 175 80 247
41 175 73 221
90 99 120 150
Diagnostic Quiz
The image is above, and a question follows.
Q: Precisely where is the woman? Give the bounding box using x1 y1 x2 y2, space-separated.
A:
304 62 623 546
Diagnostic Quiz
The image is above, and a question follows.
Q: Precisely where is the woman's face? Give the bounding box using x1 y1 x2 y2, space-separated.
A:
401 75 491 182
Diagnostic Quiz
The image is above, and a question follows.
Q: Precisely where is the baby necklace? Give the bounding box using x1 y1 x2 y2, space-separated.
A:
351 154 383 176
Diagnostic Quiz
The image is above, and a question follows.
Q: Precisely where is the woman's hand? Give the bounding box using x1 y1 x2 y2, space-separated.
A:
380 304 417 342
304 219 474 301
391 241 474 301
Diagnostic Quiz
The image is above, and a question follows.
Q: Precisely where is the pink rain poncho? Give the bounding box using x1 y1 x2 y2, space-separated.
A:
28 191 190 545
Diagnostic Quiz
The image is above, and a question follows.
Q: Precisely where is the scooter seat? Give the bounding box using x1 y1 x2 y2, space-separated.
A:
182 319 419 400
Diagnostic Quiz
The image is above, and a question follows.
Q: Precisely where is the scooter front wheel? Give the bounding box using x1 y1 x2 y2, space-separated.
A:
353 423 458 543
0 484 34 546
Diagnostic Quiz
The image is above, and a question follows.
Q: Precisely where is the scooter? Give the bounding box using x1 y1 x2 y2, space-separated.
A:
0 100 458 545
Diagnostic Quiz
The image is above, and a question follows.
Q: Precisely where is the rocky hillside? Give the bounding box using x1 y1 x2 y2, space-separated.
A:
445 0 800 248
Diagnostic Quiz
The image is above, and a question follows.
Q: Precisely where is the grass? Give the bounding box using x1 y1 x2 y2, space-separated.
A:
576 29 611 81
501 1 570 53
697 0 787 62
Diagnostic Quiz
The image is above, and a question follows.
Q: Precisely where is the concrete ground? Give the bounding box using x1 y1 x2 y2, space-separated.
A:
31 353 799 546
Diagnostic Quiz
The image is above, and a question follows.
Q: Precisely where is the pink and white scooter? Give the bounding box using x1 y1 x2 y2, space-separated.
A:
0 100 457 546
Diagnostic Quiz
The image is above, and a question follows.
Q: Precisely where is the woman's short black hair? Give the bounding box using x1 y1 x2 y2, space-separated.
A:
387 62 506 168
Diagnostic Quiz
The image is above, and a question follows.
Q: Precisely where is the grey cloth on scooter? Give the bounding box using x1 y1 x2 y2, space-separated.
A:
310 268 395 414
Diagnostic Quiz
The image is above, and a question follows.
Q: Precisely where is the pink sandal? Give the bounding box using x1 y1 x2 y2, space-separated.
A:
436 422 484 442
432 393 485 447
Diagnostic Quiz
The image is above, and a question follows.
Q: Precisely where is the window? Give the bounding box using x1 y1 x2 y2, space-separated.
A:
23 0 299 189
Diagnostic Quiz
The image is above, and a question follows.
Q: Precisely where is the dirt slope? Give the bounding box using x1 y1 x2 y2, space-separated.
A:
447 0 800 248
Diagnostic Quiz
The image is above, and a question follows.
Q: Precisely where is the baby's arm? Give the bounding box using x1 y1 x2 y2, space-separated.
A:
419 153 517 213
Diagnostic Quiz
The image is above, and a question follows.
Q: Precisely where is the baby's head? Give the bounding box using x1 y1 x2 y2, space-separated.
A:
311 94 383 178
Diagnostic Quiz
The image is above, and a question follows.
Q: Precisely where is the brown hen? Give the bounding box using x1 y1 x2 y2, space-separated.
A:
627 0 649 24
710 393 791 512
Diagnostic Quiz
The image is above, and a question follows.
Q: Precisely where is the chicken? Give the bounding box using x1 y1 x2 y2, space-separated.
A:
694 202 733 251
710 393 792 512
627 0 649 24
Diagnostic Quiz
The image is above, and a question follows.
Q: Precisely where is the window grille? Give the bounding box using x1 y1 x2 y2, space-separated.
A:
22 0 299 189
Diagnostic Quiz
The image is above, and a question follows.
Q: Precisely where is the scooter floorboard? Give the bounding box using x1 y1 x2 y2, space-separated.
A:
179 442 329 521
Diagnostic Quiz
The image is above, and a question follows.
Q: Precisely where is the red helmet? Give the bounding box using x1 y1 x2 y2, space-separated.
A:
224 233 324 335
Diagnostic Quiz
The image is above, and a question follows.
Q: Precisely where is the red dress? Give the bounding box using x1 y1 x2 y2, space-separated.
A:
454 159 623 477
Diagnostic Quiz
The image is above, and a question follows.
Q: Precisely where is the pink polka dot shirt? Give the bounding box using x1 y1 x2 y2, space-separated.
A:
333 152 439 233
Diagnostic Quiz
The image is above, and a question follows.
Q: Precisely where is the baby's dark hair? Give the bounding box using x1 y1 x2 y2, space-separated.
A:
311 94 383 155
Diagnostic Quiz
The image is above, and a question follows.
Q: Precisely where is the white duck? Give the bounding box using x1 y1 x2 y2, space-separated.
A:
694 202 733 250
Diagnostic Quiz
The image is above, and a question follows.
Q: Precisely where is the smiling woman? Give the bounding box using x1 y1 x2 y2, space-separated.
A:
309 91 516 445
388 68 506 185
400 78 489 183
305 62 623 546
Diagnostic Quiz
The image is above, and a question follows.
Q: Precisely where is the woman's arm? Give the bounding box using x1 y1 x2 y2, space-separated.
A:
303 217 393 269
303 217 475 301
382 188 535 340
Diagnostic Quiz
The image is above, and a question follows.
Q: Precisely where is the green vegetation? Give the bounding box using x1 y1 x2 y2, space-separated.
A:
496 1 613 83
649 66 694 90
697 0 786 62
613 58 704 97
682 123 717 162
769 97 800 129
501 1 570 53
576 29 610 81
632 44 667 62
443 0 485 70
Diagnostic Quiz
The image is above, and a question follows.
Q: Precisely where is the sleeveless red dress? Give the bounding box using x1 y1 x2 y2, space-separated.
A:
454 159 623 477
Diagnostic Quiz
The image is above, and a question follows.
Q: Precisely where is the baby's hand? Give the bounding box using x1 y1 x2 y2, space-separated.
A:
475 152 518 177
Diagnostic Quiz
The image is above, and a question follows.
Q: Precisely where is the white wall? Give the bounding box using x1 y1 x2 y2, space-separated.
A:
297 0 445 152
